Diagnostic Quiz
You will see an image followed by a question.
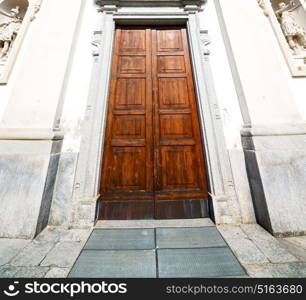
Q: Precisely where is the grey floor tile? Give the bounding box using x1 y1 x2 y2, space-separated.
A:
41 242 84 267
157 248 246 278
156 227 227 249
45 267 70 278
84 229 155 250
267 263 306 278
69 250 157 278
0 239 30 266
0 266 49 278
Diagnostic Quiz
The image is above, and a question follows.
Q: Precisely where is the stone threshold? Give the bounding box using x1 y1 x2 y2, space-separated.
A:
95 218 215 229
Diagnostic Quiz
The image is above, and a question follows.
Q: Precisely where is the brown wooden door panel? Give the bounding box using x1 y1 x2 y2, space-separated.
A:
99 26 209 220
99 28 154 219
153 28 208 218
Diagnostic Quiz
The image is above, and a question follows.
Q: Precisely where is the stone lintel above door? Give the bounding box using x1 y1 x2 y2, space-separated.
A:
95 0 207 8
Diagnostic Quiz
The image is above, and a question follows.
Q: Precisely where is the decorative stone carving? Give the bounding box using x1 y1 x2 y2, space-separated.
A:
257 0 270 16
0 6 22 61
30 0 42 21
258 0 306 76
200 30 211 55
0 0 42 84
92 31 102 57
275 1 306 55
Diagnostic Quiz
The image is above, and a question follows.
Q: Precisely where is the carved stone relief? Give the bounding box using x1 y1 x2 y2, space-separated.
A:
258 0 306 76
274 1 306 55
0 5 23 61
200 30 211 56
0 0 42 84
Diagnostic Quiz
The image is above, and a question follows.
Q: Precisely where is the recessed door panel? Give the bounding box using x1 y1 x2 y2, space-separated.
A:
108 147 146 191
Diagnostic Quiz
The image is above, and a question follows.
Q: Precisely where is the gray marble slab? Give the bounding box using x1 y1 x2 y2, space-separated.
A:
0 266 49 278
10 241 55 267
69 250 156 278
0 239 30 266
45 267 70 278
241 224 299 263
156 227 227 249
41 241 84 267
267 263 306 278
157 248 246 278
84 229 155 250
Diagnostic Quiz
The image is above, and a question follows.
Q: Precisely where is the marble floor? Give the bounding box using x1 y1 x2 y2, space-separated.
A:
1 220 306 278
69 227 246 278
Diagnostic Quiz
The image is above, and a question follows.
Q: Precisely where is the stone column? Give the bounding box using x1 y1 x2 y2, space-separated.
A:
69 4 117 228
215 0 306 236
0 0 84 239
185 3 244 224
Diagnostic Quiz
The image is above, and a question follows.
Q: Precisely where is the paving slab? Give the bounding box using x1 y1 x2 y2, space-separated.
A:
218 226 269 264
36 228 91 243
41 242 84 267
241 224 299 263
0 266 21 278
157 248 246 278
0 239 30 266
35 228 61 243
14 267 50 278
278 238 306 261
69 250 156 278
45 267 70 278
217 225 248 240
156 227 226 249
243 264 273 278
84 229 155 250
267 263 306 278
59 229 92 243
10 241 55 267
0 266 49 278
96 218 214 229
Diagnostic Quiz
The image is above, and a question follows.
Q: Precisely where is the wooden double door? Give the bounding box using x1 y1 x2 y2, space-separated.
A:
99 26 209 220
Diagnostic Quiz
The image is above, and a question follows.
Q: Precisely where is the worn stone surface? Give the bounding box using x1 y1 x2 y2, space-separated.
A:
35 227 91 243
0 239 30 266
0 141 53 239
45 267 70 278
10 241 55 267
36 144 62 236
217 225 269 264
228 149 256 224
41 241 84 267
278 237 306 261
85 229 155 250
59 229 91 243
244 135 306 236
96 218 215 228
69 250 157 278
280 236 306 251
49 152 78 226
0 266 21 278
0 266 49 278
158 248 246 278
241 224 299 263
157 227 227 249
243 264 273 278
35 227 62 243
266 263 306 278
13 267 50 278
